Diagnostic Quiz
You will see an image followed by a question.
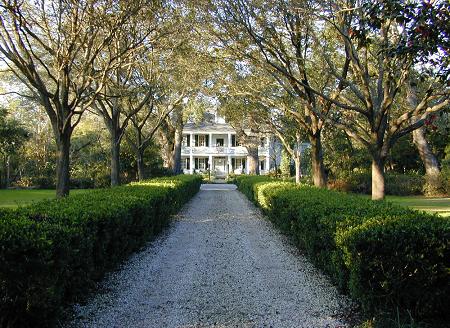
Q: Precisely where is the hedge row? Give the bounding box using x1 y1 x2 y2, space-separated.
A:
0 175 202 327
235 175 450 319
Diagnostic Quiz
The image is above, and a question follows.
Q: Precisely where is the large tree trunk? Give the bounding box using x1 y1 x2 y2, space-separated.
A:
106 109 122 187
247 145 259 175
280 148 291 178
309 132 327 187
407 77 440 175
413 126 444 195
55 133 71 198
294 155 301 184
407 77 443 194
136 148 145 181
371 155 386 200
413 127 440 176
163 143 175 170
172 126 183 175
159 120 175 170
110 136 120 187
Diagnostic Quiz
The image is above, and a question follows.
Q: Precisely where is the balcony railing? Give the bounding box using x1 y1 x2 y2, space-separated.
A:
181 146 269 156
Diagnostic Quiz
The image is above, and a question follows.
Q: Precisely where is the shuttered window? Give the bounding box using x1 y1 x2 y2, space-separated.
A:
194 158 208 170
181 158 190 170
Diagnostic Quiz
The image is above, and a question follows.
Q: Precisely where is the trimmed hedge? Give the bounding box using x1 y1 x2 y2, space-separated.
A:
0 175 202 327
235 175 450 319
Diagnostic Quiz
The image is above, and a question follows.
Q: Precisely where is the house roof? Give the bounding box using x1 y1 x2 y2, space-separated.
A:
183 122 236 133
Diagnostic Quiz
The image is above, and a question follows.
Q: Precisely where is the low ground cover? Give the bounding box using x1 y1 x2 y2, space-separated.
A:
0 189 88 208
235 175 449 323
0 175 202 327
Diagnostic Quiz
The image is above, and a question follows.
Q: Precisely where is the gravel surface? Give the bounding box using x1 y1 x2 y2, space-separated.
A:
66 184 356 328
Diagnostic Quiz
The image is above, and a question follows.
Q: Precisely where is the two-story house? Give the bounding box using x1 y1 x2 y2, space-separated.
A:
181 114 273 177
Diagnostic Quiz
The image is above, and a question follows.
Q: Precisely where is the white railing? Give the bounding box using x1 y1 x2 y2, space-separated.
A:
181 146 269 156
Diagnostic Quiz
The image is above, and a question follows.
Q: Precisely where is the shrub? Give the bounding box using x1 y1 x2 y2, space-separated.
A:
329 172 425 196
385 173 424 195
69 177 96 189
236 176 450 319
422 172 448 196
0 175 201 327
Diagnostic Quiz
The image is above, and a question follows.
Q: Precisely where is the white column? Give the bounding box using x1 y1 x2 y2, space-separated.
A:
228 155 232 174
227 133 232 147
209 155 213 171
266 155 270 174
189 154 194 174
190 132 194 147
245 158 249 174
209 133 213 148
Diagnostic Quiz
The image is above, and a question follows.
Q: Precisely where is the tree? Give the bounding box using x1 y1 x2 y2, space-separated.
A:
320 0 449 199
204 0 354 187
218 95 263 175
280 148 291 178
152 36 214 174
0 108 29 187
0 0 148 196
213 56 309 182
407 78 446 194
92 2 176 185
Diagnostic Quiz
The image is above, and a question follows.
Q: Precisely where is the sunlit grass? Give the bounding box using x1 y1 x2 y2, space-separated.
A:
0 189 89 208
360 194 450 217
385 195 450 217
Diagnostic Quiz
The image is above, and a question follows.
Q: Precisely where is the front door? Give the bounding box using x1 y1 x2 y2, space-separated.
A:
214 157 226 177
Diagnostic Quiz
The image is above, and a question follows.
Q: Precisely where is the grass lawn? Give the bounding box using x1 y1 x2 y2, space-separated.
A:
0 189 89 208
385 195 450 217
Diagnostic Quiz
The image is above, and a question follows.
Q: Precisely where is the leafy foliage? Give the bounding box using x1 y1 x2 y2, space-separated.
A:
363 0 450 81
0 175 202 327
236 176 450 319
329 172 425 196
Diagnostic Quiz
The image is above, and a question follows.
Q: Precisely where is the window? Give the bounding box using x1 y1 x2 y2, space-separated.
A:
195 158 208 170
182 135 190 147
260 160 265 171
199 135 206 146
181 158 190 170
195 135 209 147
216 138 224 146
231 135 240 147
235 158 245 169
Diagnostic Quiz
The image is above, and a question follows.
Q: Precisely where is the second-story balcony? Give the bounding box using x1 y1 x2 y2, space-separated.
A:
182 146 269 156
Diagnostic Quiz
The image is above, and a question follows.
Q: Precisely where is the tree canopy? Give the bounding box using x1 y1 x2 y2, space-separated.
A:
0 0 448 199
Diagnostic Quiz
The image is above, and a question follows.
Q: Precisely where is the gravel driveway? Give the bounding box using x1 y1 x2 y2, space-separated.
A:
66 184 356 328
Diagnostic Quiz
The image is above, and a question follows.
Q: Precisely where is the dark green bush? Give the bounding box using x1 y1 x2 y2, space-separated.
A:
329 172 425 195
236 176 450 319
385 173 425 195
0 175 201 327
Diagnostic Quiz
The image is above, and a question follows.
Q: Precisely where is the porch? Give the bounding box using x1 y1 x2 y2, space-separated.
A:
181 155 271 177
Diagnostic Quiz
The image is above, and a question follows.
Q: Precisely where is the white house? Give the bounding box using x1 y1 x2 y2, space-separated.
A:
181 114 275 177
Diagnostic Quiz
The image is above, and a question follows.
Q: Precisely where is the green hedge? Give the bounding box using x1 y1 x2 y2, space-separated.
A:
235 176 450 319
0 175 202 327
